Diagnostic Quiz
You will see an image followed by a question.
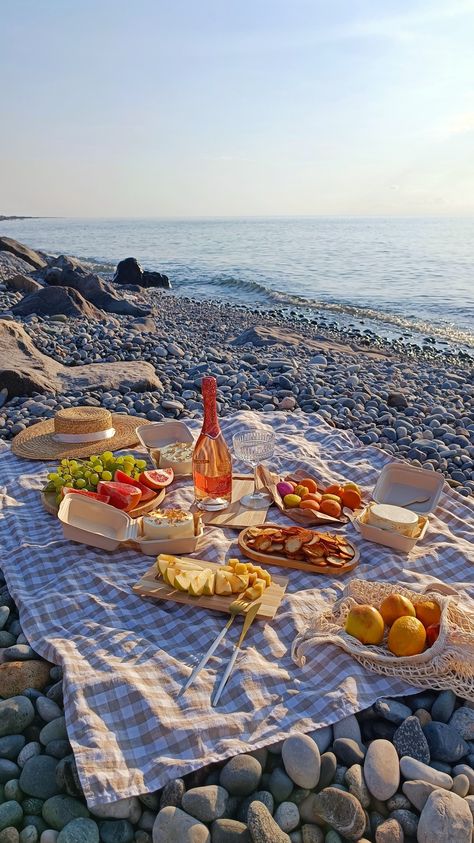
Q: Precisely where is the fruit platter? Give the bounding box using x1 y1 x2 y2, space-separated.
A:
258 467 362 526
238 524 359 575
41 451 174 517
133 554 288 620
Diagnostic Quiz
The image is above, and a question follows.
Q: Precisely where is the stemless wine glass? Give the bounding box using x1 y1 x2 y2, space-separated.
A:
233 429 275 509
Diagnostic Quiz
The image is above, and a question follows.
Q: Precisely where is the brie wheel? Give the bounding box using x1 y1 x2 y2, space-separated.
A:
142 508 195 540
366 503 419 537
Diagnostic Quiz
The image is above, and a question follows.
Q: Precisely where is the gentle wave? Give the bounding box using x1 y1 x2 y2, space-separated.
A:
173 273 474 350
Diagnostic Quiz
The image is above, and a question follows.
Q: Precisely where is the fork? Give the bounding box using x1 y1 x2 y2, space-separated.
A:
177 597 251 697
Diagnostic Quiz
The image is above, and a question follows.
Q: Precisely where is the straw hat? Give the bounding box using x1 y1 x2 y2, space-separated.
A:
12 406 149 461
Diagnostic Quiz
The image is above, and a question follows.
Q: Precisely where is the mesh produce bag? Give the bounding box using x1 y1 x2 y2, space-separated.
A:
292 579 474 699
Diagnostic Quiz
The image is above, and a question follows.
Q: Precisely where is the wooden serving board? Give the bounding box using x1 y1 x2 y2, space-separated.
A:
41 487 166 519
197 473 273 529
238 525 360 576
133 556 288 620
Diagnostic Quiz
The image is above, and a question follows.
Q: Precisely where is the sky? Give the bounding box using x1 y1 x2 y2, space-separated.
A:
1 0 474 217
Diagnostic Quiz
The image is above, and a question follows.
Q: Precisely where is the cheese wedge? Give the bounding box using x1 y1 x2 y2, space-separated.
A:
215 570 232 595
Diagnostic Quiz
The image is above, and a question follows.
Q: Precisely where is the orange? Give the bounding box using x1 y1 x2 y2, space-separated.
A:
300 478 318 494
320 499 342 517
301 492 322 503
341 489 362 510
345 605 385 645
416 600 441 629
380 594 416 627
324 484 343 496
387 616 426 656
299 499 320 512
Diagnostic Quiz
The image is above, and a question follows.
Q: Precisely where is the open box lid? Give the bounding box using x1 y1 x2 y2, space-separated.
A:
58 494 139 542
135 420 194 450
372 463 445 515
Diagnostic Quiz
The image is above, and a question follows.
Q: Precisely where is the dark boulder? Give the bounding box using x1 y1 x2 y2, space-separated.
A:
142 270 170 289
114 257 170 289
45 267 150 317
0 237 47 270
12 286 102 320
114 257 143 285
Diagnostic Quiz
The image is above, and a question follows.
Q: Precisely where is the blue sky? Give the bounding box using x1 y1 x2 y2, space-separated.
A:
1 0 473 216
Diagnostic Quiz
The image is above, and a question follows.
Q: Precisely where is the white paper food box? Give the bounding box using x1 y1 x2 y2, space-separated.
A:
354 463 445 552
58 494 203 556
135 421 194 475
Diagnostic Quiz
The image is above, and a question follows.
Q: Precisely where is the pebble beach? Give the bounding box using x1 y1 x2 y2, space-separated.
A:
1 279 473 498
1 243 474 842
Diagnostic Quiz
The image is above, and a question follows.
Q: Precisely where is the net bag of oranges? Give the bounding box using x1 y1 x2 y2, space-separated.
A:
292 579 474 699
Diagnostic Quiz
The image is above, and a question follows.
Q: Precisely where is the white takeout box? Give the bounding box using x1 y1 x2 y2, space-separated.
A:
135 421 194 475
58 494 203 556
354 463 445 553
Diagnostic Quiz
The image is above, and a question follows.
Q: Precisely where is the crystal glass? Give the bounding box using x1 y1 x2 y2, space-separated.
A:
233 429 275 509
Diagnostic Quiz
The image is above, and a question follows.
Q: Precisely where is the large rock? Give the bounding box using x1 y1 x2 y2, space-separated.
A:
0 238 46 270
44 263 149 317
113 258 170 289
142 270 170 289
0 661 51 699
12 287 103 320
417 789 473 843
113 258 142 286
232 325 388 359
5 275 43 295
0 320 162 398
0 251 37 282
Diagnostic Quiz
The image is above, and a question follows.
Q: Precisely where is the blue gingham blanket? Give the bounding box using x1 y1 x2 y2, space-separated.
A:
1 410 473 806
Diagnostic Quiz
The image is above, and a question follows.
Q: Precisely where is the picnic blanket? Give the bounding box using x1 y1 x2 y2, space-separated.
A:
1 410 474 807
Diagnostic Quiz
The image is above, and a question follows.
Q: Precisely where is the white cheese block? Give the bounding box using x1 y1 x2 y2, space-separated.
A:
366 503 419 537
158 441 194 474
142 508 196 540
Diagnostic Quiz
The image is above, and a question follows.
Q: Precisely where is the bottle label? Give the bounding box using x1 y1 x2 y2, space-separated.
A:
194 470 232 497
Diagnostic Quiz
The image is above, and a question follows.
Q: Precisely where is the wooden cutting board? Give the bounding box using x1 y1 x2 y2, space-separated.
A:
133 556 288 620
196 474 273 529
41 487 166 518
238 525 360 576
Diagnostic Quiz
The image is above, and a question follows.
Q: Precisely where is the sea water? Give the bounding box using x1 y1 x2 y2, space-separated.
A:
3 215 474 351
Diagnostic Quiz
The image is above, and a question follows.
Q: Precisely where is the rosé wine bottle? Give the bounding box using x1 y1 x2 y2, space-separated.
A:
192 376 233 510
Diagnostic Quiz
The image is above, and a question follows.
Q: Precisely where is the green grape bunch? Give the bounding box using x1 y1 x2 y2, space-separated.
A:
43 451 148 505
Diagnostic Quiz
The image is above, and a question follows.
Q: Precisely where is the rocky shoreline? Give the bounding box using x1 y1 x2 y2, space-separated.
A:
0 237 473 498
1 236 474 841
